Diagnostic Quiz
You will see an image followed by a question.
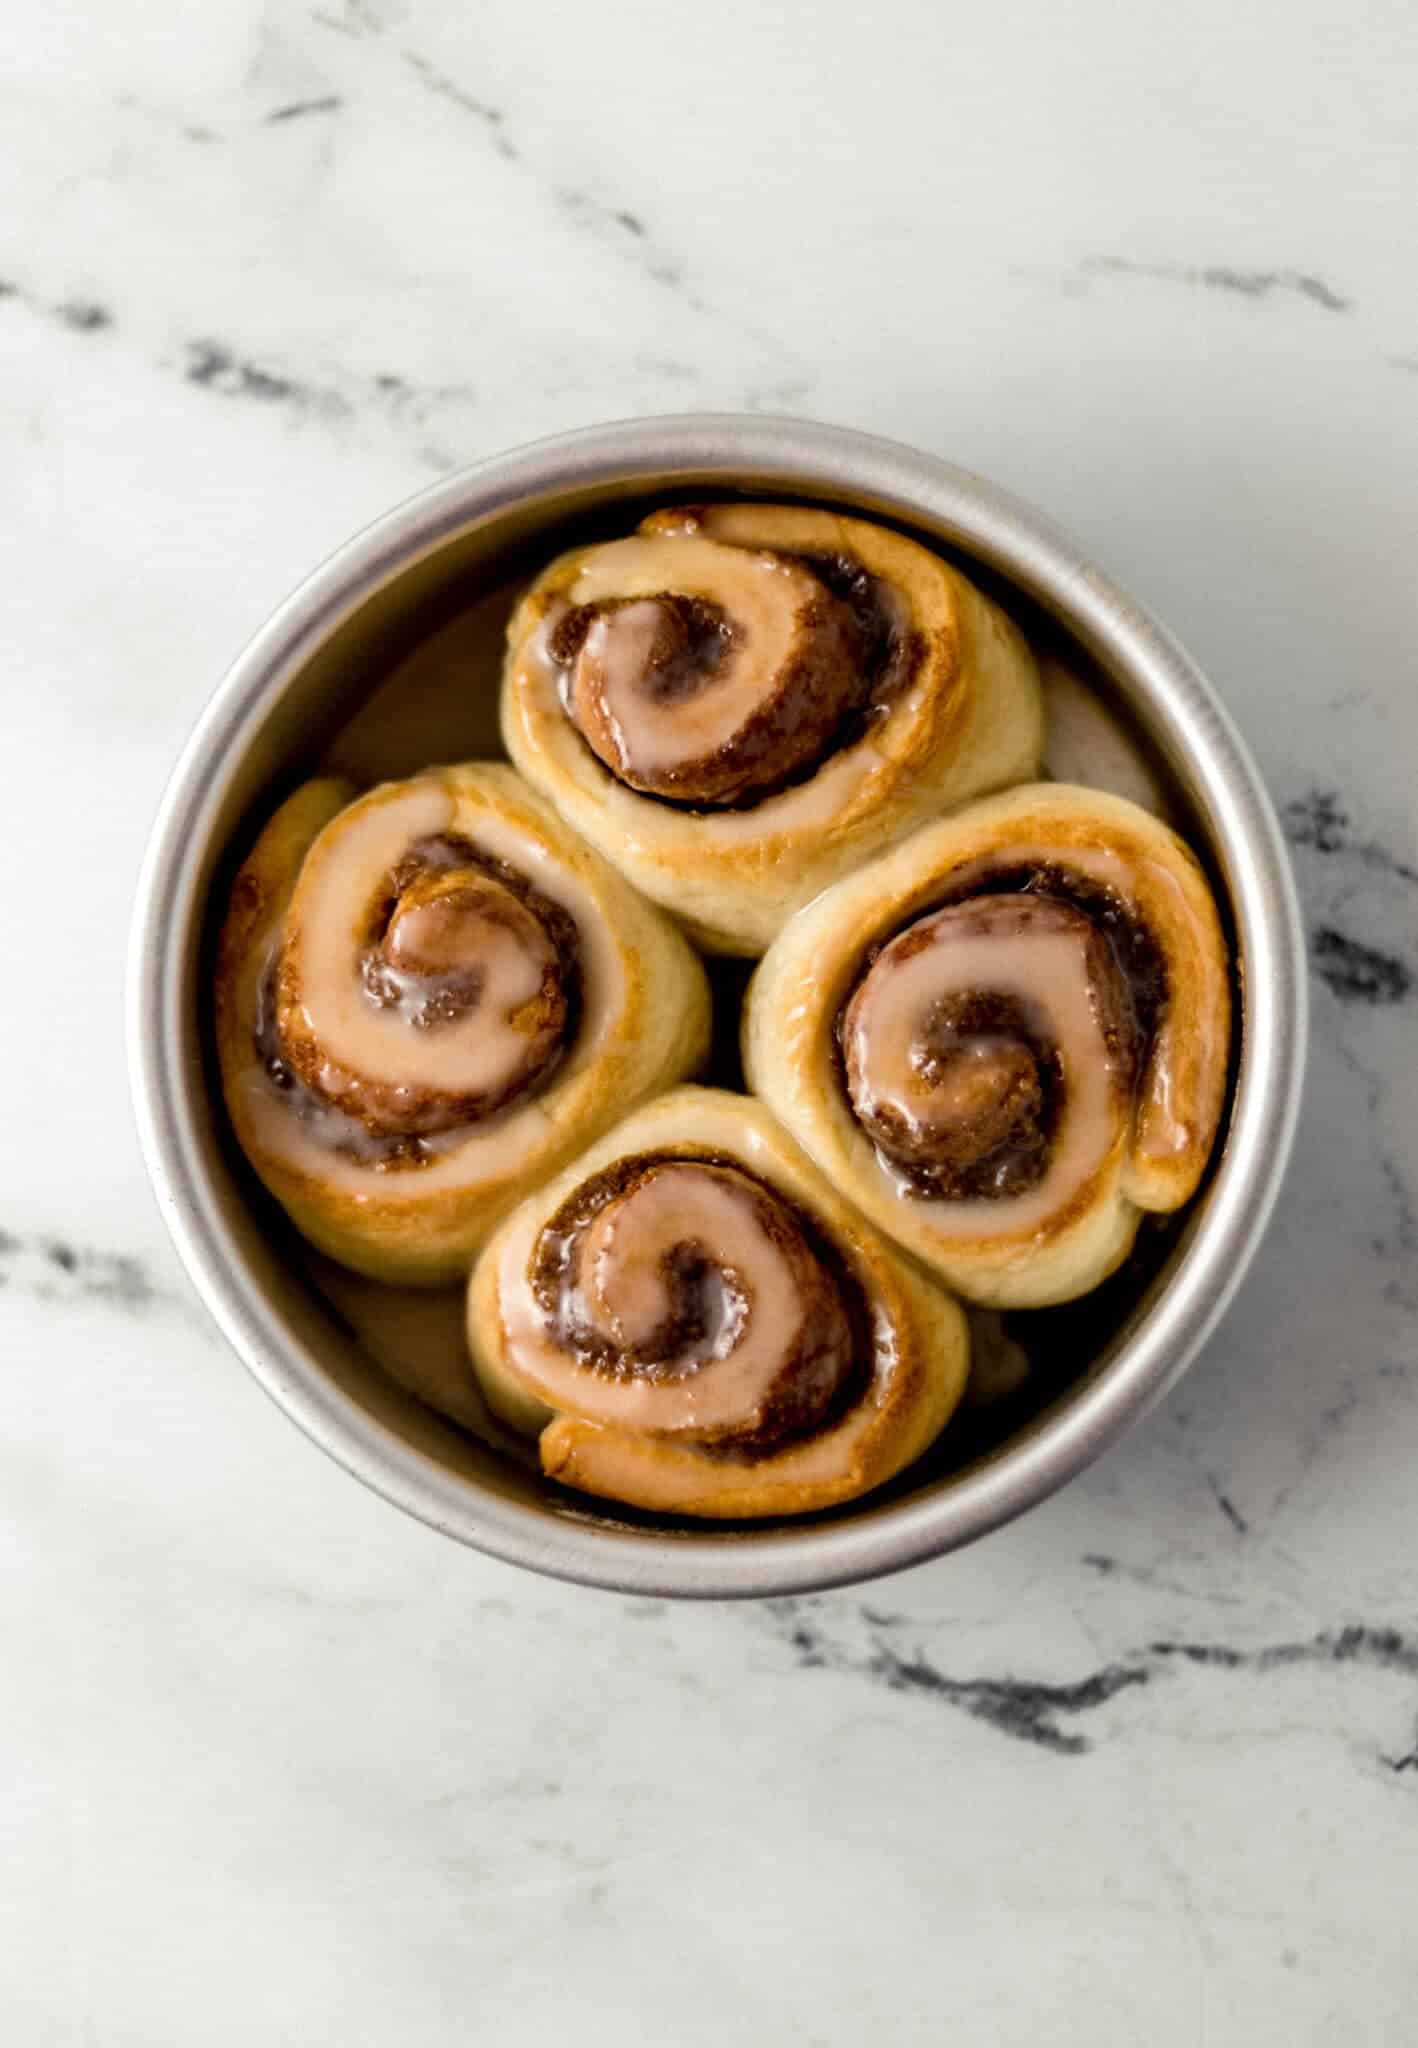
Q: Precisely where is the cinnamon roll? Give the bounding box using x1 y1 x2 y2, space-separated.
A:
744 785 1231 1307
215 765 711 1285
501 503 1044 955
466 1088 968 1517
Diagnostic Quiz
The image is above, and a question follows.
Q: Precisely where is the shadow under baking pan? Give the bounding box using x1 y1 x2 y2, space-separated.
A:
195 481 1239 1549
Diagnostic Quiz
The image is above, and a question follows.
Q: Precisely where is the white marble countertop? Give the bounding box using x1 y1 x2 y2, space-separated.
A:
5 2 1417 2038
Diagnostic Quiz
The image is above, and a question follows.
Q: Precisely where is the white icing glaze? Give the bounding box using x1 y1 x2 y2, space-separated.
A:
522 539 936 843
846 920 1041 1157
550 1329 899 1498
526 611 898 846
567 532 802 609
578 597 763 778
497 1164 828 1436
234 784 627 1202
297 868 556 1108
850 907 1123 1240
939 837 1219 1172
565 535 832 784
578 600 675 773
486 1093 930 1495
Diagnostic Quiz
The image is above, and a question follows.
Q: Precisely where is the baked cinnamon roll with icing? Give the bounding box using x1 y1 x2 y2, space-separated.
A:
501 503 1044 955
215 765 710 1285
744 785 1231 1307
466 1088 968 1517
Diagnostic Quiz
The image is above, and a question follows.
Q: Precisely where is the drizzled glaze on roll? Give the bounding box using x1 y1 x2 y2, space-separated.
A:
467 1089 969 1516
273 833 579 1145
546 534 867 807
841 895 1136 1205
509 1155 858 1454
502 502 1044 953
214 765 711 1285
744 785 1232 1308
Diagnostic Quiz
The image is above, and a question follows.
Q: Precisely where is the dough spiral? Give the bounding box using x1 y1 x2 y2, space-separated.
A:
502 503 1044 954
467 1088 968 1516
215 765 710 1284
744 785 1232 1307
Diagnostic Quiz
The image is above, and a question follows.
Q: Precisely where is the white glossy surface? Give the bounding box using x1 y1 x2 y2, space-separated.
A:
4 2 1416 2039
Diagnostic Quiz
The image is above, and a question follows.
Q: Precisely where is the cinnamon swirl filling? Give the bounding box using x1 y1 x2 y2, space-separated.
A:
839 887 1152 1212
269 832 580 1155
504 1154 863 1457
542 531 908 808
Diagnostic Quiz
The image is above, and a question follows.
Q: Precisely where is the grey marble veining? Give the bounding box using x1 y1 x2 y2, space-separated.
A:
3 1 1417 2040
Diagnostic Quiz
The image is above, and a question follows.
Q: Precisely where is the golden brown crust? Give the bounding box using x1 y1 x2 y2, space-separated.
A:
501 504 1044 955
465 1088 969 1518
743 784 1232 1308
214 765 711 1286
